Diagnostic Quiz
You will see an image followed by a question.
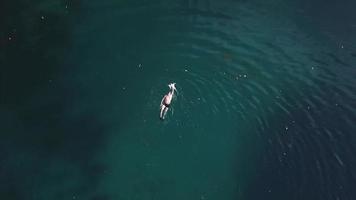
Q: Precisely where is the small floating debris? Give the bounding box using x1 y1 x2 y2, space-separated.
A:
243 74 247 78
184 65 190 71
285 126 289 131
138 63 142 68
122 87 126 90
311 67 314 70
41 16 45 20
8 37 12 40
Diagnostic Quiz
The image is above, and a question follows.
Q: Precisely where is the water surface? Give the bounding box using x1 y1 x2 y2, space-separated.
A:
1 0 356 199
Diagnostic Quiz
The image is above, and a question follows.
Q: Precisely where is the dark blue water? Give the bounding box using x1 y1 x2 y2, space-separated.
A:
1 0 356 199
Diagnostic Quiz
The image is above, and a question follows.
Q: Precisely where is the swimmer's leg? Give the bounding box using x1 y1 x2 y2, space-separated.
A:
160 105 166 120
162 107 169 120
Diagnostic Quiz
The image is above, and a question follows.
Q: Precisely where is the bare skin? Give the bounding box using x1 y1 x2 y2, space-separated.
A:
160 83 176 120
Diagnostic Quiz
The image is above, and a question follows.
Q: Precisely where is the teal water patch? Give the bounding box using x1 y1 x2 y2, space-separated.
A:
1 0 356 200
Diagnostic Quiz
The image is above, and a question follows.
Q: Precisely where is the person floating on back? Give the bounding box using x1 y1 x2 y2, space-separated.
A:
160 83 177 120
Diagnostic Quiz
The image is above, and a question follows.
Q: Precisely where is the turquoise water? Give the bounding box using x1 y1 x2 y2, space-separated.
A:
1 0 356 199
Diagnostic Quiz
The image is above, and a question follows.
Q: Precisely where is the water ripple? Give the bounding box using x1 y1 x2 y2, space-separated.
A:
143 2 356 199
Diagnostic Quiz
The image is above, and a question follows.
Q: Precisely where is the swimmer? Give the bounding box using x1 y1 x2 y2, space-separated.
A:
160 83 177 120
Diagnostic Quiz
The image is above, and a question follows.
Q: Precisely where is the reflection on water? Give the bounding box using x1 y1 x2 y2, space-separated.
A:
1 0 356 199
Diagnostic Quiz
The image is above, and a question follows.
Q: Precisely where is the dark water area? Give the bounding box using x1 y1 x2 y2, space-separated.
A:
1 0 356 200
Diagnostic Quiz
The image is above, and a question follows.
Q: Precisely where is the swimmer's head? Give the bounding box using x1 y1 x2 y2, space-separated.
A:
168 83 176 90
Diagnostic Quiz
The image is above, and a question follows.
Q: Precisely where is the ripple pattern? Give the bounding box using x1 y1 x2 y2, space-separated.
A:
146 1 356 199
